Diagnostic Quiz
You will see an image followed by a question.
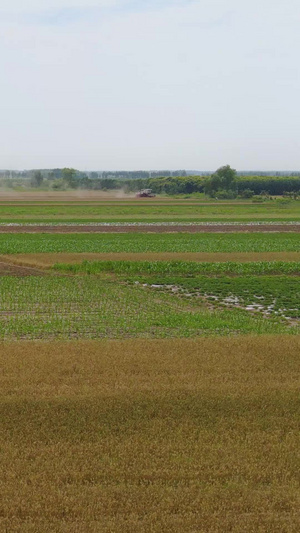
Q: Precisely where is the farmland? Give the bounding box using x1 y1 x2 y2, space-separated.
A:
0 274 294 340
0 231 299 254
2 338 300 532
0 196 299 531
0 196 298 223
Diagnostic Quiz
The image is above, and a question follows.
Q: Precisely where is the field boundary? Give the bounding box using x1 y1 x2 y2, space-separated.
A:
0 223 300 233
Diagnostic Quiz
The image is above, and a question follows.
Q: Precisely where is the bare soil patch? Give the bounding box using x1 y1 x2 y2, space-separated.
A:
0 191 137 201
0 191 252 203
0 261 45 276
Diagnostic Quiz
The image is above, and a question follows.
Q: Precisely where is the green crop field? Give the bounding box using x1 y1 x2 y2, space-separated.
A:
53 258 300 276
0 197 299 222
0 232 300 254
52 259 300 322
0 231 298 339
0 275 291 340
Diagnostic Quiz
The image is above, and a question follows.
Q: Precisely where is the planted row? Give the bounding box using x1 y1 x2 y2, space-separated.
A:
145 275 300 320
0 276 291 339
53 259 300 276
0 233 300 253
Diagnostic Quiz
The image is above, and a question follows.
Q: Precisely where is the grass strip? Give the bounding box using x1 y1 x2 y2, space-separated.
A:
53 259 300 276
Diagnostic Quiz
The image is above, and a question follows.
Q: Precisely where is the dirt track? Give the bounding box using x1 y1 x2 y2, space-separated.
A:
0 224 300 233
0 261 45 276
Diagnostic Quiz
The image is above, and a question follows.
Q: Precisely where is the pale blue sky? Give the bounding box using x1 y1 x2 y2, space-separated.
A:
0 0 299 170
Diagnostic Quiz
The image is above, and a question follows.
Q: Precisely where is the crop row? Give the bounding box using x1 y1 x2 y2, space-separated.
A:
0 233 299 253
0 201 298 218
53 259 300 276
0 276 290 339
144 275 300 320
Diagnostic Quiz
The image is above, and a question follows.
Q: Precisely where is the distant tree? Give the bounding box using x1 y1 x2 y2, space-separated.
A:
62 168 77 188
52 179 66 190
283 191 299 199
239 188 254 198
31 170 43 188
204 165 237 196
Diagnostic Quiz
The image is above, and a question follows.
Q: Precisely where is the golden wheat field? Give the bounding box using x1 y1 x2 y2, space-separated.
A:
1 336 300 532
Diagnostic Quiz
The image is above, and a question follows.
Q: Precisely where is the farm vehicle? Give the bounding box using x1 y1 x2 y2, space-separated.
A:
135 189 156 198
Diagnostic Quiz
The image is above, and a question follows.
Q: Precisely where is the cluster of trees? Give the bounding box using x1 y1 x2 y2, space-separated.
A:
1 166 300 197
236 176 300 196
50 166 300 196
99 170 187 179
123 167 300 197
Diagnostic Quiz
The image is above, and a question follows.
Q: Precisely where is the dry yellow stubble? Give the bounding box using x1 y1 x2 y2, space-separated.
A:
0 336 300 532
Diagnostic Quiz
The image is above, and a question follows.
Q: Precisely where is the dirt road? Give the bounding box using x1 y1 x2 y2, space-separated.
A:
0 224 299 233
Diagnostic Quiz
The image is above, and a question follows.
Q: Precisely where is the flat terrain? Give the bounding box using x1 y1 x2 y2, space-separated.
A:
1 337 300 532
0 191 137 201
0 196 298 224
4 251 300 267
0 232 297 339
1 223 300 232
0 232 299 253
0 261 45 276
0 194 299 531
0 273 290 339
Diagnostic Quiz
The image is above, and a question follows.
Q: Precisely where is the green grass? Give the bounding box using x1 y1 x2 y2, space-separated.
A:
0 233 300 254
0 198 299 222
0 276 291 339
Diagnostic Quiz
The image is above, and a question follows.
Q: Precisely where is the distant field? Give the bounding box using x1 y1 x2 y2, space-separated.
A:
0 198 298 222
1 337 300 532
0 232 299 254
0 232 298 338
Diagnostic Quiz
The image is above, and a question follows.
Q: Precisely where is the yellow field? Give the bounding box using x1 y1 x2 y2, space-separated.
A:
2 251 300 268
1 336 300 532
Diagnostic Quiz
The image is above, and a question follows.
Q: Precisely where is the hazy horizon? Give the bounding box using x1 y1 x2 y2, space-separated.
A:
2 168 300 175
1 0 299 170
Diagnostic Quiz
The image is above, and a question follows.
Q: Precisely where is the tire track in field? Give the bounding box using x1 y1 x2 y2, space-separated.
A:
0 224 300 233
0 260 47 276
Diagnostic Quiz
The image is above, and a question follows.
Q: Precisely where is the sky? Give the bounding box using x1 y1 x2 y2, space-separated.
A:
0 0 299 170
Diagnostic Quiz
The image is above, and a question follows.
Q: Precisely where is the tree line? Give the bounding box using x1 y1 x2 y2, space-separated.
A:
1 166 300 197
104 167 300 197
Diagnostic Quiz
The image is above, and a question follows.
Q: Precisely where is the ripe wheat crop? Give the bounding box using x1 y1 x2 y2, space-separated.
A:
1 337 300 532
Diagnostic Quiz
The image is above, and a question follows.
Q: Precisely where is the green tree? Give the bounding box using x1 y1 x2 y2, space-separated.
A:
31 170 43 188
204 165 237 196
62 168 77 188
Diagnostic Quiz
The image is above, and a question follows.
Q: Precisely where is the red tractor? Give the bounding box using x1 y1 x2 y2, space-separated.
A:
135 189 156 198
